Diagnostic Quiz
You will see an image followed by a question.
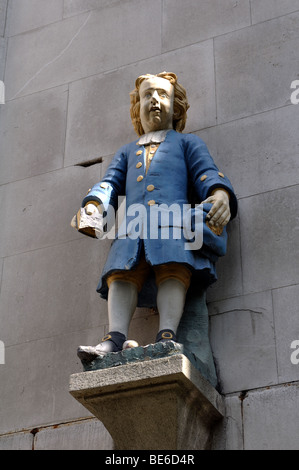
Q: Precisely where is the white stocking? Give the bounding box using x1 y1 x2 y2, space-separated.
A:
156 278 187 333
107 280 138 337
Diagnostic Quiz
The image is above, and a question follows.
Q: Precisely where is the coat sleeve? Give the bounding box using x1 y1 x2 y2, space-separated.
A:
184 134 238 219
82 145 128 213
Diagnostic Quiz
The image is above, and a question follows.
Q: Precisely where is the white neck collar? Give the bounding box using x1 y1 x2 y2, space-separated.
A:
138 129 171 145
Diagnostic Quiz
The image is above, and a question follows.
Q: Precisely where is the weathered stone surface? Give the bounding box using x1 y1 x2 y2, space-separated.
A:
223 394 243 450
162 0 251 52
0 431 33 450
0 330 102 434
0 1 6 87
6 0 63 36
239 186 299 294
0 86 67 185
0 36 7 81
0 0 7 37
64 0 119 18
242 383 299 450
34 419 113 450
5 0 162 100
0 164 109 258
206 216 242 302
70 354 225 450
0 239 108 345
198 105 299 200
251 0 299 24
215 12 299 122
209 291 278 393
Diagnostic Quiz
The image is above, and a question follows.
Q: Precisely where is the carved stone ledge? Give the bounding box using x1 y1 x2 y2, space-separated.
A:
69 352 225 450
79 340 184 371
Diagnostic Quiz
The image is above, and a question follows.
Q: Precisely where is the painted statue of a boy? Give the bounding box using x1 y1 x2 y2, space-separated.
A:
75 72 237 360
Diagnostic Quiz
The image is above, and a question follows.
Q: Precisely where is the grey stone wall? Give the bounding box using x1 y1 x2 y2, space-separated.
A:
0 0 298 450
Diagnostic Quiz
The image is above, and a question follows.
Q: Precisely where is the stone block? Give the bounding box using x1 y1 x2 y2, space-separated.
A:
65 69 138 166
70 354 225 450
0 0 7 37
223 394 243 450
0 86 67 185
0 330 102 434
65 41 216 165
0 431 33 450
5 0 63 36
242 383 299 449
162 0 251 52
198 105 299 199
251 0 299 24
63 0 119 18
211 393 244 450
272 285 299 383
206 216 243 302
0 239 108 346
215 12 299 122
209 291 278 393
239 186 299 294
0 36 7 80
5 0 162 100
34 419 113 450
0 164 109 257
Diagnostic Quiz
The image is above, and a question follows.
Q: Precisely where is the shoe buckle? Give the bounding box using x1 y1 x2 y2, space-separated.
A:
161 332 173 340
102 334 112 342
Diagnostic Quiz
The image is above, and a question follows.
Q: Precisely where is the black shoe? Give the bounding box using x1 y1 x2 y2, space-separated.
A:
77 331 126 361
155 329 177 343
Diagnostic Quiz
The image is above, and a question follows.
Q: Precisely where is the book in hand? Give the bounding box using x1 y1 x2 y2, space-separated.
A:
70 208 104 238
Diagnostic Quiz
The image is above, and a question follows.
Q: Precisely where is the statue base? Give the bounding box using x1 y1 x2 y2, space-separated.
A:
69 346 225 450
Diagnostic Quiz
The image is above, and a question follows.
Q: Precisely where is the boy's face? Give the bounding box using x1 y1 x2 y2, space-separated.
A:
139 76 174 134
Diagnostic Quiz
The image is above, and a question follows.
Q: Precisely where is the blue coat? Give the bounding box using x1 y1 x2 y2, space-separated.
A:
82 130 238 307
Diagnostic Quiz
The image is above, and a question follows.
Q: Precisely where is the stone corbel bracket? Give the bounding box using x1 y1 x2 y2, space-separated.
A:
69 353 225 450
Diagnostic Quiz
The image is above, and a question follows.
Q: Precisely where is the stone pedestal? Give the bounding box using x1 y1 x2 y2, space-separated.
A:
69 351 225 450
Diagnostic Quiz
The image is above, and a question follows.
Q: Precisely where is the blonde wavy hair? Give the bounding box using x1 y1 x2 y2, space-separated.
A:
130 72 190 136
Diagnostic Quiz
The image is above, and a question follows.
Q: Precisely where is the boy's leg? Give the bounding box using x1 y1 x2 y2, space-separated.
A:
154 264 192 342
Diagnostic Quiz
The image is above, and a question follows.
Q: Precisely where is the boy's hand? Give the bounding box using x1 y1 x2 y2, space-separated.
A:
203 189 231 228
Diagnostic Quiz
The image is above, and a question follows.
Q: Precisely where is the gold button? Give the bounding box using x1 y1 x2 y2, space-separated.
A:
136 150 143 156
200 175 208 182
100 182 109 189
147 184 155 192
218 172 225 178
136 162 143 169
137 175 144 182
148 200 156 206
150 149 156 154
